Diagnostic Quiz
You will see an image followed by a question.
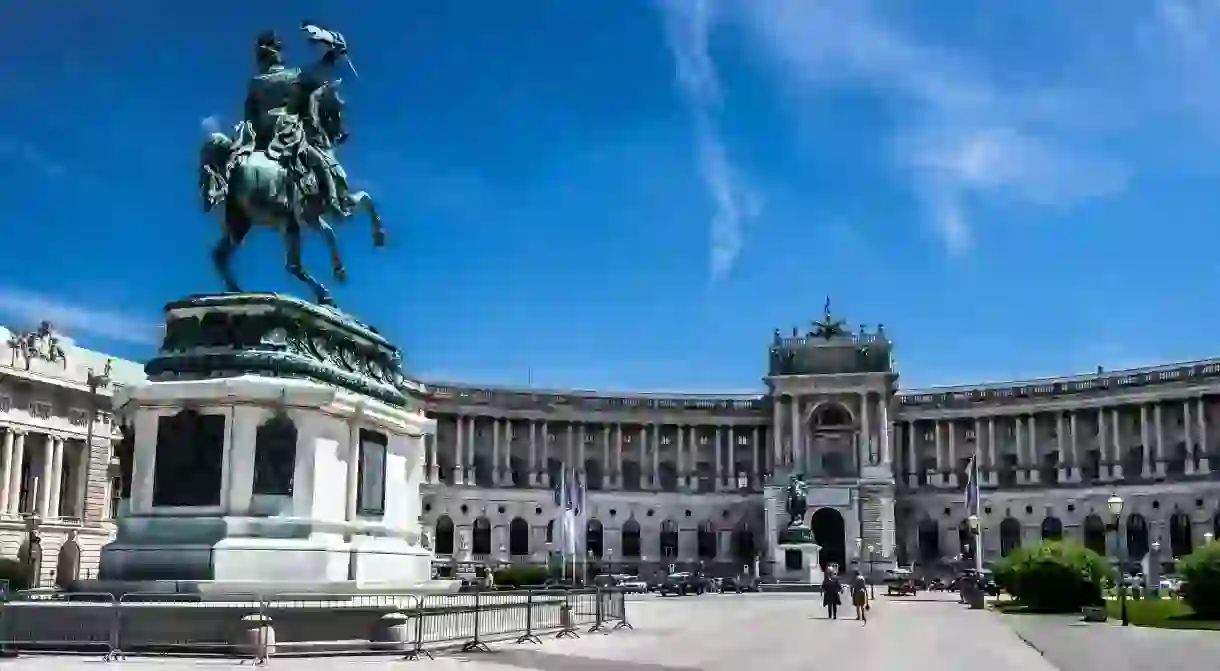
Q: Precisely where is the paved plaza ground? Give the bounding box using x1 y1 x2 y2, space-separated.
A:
0 592 1212 669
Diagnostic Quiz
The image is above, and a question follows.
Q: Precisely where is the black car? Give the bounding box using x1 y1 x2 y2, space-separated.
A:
658 572 704 596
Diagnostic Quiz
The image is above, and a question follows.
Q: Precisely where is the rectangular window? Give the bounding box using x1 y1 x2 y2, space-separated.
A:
109 476 122 519
69 408 88 427
31 402 52 420
357 429 388 517
0 396 10 412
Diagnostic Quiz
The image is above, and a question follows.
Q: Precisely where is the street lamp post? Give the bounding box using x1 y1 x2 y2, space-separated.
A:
1106 493 1128 627
865 544 876 599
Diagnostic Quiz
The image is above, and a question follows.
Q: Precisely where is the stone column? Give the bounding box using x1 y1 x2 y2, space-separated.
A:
1015 417 1027 485
566 424 575 471
879 399 892 467
906 421 919 488
1153 403 1166 478
714 426 724 490
676 424 686 489
602 425 612 489
504 420 514 484
727 426 736 488
577 424 587 474
933 421 945 485
651 424 660 488
1110 409 1124 480
946 421 958 487
790 397 801 471
1184 401 1197 476
751 426 760 487
541 421 551 487
7 432 25 514
687 426 698 491
528 420 538 486
772 396 783 467
491 418 502 486
1140 404 1152 478
1055 413 1067 484
1027 415 1040 485
467 416 478 484
454 415 466 485
1068 412 1081 482
39 435 57 517
860 392 872 468
1097 409 1110 481
630 425 640 490
1198 398 1211 475
0 429 12 516
987 418 998 486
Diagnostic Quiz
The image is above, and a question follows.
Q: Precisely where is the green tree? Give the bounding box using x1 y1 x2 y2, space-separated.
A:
1179 541 1220 618
993 540 1111 612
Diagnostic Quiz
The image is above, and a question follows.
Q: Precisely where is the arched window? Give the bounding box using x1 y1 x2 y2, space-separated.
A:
509 517 530 556
435 515 455 555
732 524 756 563
1126 514 1149 561
1169 511 1192 558
1083 514 1107 556
918 518 940 562
472 517 492 555
999 518 1022 557
586 519 604 558
660 520 679 558
697 521 717 560
1041 516 1063 541
621 519 641 558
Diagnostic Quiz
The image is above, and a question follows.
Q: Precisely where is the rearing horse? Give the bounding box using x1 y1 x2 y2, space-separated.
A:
199 81 384 307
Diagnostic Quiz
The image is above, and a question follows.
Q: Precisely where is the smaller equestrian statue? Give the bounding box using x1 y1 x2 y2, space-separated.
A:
199 23 386 308
784 473 809 528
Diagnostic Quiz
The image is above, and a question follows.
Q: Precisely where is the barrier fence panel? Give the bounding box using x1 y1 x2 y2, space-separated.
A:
116 591 266 662
0 586 632 663
0 591 118 659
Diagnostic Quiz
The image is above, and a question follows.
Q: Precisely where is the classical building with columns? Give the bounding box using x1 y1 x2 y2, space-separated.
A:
12 305 1220 583
0 323 144 586
419 311 1220 580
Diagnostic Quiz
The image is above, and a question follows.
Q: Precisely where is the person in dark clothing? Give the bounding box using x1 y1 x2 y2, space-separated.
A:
822 570 842 619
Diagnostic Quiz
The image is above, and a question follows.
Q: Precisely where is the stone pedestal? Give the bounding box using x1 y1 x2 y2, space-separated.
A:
773 541 823 585
97 293 451 592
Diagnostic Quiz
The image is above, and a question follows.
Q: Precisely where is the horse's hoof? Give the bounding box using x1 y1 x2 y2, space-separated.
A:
373 230 386 248
334 267 348 283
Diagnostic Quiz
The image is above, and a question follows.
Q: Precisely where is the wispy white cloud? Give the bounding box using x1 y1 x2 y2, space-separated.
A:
200 115 222 135
0 136 65 177
726 0 1129 253
657 0 762 280
0 286 160 346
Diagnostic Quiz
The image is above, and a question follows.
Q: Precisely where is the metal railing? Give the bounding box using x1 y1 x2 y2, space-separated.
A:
0 587 632 664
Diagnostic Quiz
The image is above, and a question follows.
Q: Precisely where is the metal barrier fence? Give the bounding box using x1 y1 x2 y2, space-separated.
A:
0 587 632 664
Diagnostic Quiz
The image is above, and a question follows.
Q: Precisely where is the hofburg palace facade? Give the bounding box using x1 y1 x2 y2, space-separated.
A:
4 306 1220 585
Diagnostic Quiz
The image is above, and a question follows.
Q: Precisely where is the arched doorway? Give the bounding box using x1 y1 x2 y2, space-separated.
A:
1083 514 1107 556
810 507 845 570
732 524 756 565
697 521 717 560
1041 516 1063 541
1126 514 1149 562
958 520 973 561
917 518 940 564
1169 511 1192 558
586 519 604 559
508 517 529 556
660 520 679 560
622 519 642 558
999 518 1022 557
435 515 455 555
472 517 492 555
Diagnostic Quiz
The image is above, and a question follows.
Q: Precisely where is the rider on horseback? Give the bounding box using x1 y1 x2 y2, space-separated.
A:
206 30 349 216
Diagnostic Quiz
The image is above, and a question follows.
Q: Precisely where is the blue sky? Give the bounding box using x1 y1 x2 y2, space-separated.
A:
2 0 1220 392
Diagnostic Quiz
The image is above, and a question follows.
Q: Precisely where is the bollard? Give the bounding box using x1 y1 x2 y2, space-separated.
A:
239 613 275 665
373 611 413 650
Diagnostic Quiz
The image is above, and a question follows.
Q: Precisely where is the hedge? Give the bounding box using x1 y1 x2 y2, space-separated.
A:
493 565 551 588
993 540 1111 613
1179 541 1220 618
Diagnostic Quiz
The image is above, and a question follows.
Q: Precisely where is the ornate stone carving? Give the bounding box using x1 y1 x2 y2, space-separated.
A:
145 293 424 409
6 321 66 370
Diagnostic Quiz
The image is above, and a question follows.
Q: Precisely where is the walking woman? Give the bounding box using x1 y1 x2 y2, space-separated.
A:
822 569 842 619
852 572 869 622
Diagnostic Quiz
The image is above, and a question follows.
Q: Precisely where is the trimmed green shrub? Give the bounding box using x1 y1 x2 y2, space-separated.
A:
1179 541 1220 618
493 565 550 588
993 540 1111 613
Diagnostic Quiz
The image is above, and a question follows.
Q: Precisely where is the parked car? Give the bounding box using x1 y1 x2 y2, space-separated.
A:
719 575 760 593
658 572 704 596
619 577 648 594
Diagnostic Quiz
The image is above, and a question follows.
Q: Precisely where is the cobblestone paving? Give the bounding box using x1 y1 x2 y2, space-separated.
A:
0 592 1056 670
1002 610 1220 671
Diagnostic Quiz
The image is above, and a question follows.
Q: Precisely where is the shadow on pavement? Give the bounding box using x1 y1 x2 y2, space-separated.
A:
448 647 690 671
